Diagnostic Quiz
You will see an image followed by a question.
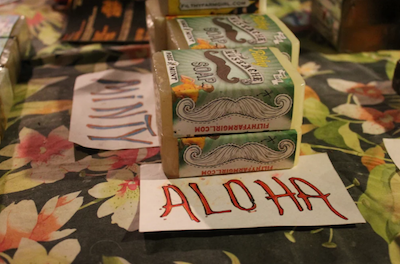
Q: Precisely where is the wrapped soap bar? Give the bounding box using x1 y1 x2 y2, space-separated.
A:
149 0 267 17
146 0 267 53
153 47 305 138
159 0 266 16
167 14 299 67
0 67 13 139
0 38 20 88
0 15 31 59
161 129 301 178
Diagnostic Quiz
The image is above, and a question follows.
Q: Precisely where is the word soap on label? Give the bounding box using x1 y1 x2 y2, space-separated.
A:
139 153 365 232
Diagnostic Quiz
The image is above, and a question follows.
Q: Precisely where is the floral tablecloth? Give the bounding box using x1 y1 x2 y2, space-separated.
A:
0 0 399 263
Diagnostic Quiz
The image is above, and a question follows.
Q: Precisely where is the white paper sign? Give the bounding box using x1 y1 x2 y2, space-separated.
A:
139 153 365 232
179 0 250 10
384 138 400 169
69 69 159 150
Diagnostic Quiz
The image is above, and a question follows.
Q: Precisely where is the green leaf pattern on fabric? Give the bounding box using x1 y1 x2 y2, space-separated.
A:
102 256 132 264
314 121 348 149
358 165 400 243
338 123 364 153
303 98 330 127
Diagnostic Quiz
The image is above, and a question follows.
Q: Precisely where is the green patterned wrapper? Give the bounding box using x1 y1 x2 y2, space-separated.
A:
168 14 299 66
163 47 303 138
178 129 299 177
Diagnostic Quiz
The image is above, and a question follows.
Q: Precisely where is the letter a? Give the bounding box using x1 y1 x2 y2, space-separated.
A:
161 185 200 222
255 177 303 215
289 178 348 220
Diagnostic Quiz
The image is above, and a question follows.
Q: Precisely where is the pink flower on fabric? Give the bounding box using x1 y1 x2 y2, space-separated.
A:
328 79 396 105
81 147 160 172
26 12 45 27
108 150 144 170
0 126 88 195
333 104 400 134
0 126 83 185
15 127 73 165
117 178 139 196
78 147 159 231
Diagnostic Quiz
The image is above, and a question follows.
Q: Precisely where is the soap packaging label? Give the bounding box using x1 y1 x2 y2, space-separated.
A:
174 14 292 59
177 129 298 177
168 0 260 15
163 48 295 137
177 0 250 10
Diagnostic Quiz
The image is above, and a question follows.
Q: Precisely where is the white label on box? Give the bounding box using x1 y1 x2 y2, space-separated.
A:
179 0 250 10
176 19 196 46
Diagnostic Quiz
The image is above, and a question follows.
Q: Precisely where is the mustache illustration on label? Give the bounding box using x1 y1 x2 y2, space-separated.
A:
212 17 246 43
183 139 296 168
204 50 239 83
227 16 268 44
176 94 292 123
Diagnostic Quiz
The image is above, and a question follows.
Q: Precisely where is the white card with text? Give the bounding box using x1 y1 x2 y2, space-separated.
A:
139 153 365 232
69 69 159 150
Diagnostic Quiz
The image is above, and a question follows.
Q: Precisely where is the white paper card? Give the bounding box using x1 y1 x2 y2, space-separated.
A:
384 138 400 169
139 153 365 232
69 69 159 150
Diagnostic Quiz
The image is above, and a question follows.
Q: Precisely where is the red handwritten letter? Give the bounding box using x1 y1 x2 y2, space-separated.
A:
255 177 303 215
223 180 256 211
161 185 200 222
289 177 348 220
189 183 232 215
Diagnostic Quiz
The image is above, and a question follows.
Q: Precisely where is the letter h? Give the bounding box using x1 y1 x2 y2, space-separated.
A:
255 177 303 215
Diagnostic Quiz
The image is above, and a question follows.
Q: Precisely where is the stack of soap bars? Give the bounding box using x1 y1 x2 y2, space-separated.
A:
0 15 31 138
148 0 305 178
